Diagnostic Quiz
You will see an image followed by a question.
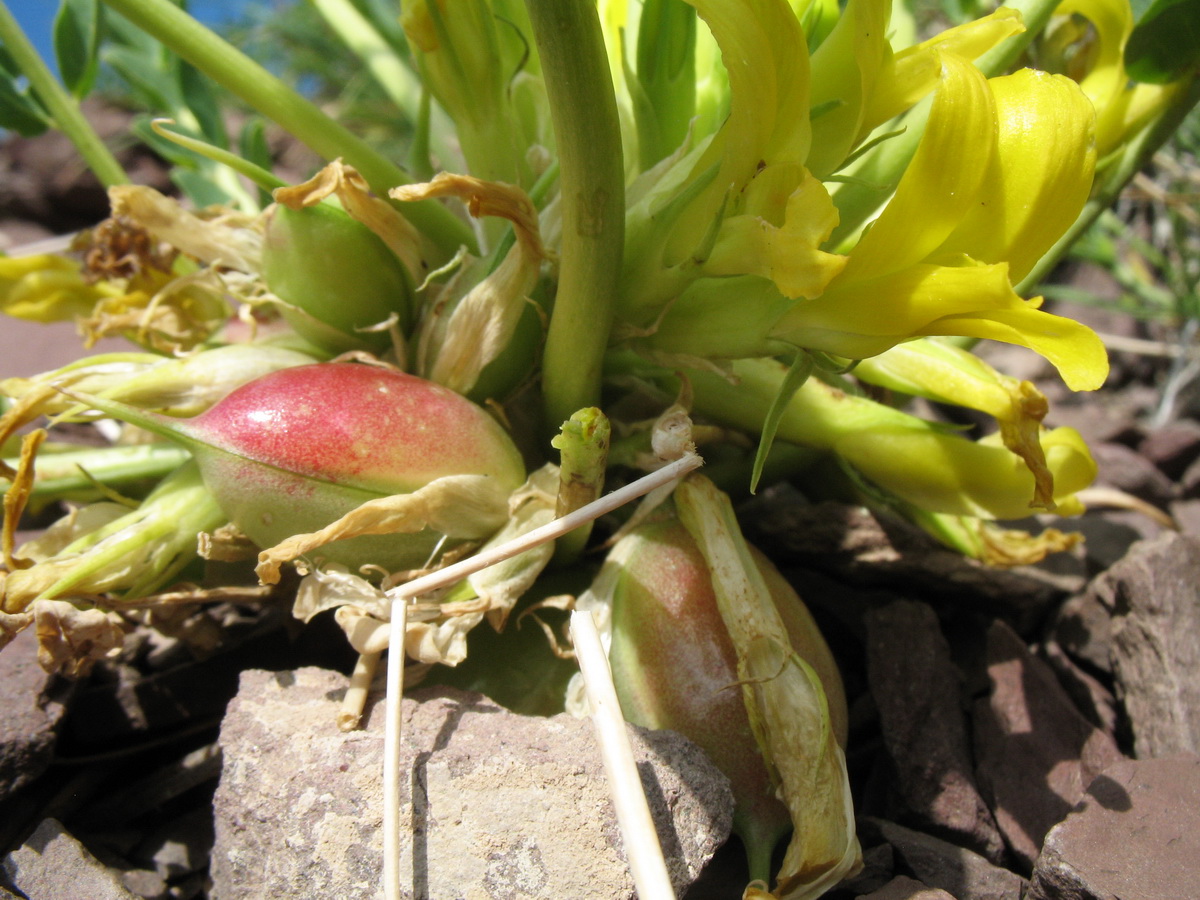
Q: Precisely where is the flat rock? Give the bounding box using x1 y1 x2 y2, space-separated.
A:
856 874 956 899
211 668 733 900
1102 532 1200 757
972 622 1124 872
3 818 140 900
860 819 1024 900
0 627 73 800
1026 755 1200 900
865 601 1003 862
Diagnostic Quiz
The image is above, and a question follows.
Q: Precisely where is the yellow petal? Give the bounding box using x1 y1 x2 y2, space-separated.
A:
834 423 1096 519
924 305 1109 391
0 254 103 322
704 169 848 299
933 69 1096 283
775 261 1025 356
860 7 1024 136
838 53 996 283
806 0 891 178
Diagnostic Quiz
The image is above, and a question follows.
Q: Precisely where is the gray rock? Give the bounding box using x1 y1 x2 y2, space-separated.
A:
211 668 732 900
865 601 1004 862
856 874 956 899
1104 532 1200 757
1026 755 1200 900
3 818 140 900
972 621 1124 872
0 626 73 799
860 818 1024 900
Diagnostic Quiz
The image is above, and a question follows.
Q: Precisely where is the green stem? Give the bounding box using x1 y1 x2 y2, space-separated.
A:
0 1 128 187
3 442 191 504
525 0 625 433
1019 76 1200 293
98 0 476 257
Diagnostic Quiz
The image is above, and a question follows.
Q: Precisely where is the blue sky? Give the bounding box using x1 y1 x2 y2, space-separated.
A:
9 1 254 72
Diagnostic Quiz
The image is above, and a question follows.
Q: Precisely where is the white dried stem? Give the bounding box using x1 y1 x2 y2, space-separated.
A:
338 650 380 732
571 609 676 900
380 451 701 899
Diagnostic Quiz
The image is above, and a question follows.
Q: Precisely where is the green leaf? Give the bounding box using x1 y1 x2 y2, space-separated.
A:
1125 0 1200 83
0 76 50 136
101 45 179 111
178 59 227 147
238 117 275 207
53 0 101 97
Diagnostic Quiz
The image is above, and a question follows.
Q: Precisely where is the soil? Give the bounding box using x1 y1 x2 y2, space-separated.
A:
2 107 1199 900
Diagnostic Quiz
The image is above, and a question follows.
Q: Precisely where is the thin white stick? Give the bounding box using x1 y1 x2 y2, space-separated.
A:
571 609 676 900
380 451 701 899
382 598 409 900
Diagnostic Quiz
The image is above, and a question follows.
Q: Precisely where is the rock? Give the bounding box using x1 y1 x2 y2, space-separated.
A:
860 819 1025 900
3 818 141 900
1037 641 1120 737
211 668 732 900
1052 589 1114 675
1090 442 1177 509
865 601 1004 862
1171 497 1200 533
0 626 74 800
972 621 1124 872
1138 418 1200 480
1102 532 1200 757
1181 455 1200 498
739 492 1064 628
856 874 957 899
1026 755 1200 900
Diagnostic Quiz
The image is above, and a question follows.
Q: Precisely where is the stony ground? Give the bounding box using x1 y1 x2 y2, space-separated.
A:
2 109 1199 900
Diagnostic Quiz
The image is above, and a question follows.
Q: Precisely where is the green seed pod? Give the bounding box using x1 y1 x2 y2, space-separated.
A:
605 513 849 886
261 202 414 354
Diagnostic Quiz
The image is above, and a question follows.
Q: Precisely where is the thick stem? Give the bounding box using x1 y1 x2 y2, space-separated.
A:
98 0 475 257
0 2 128 187
525 0 625 433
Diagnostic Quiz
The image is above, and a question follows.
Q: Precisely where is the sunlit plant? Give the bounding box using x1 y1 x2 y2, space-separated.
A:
0 0 1197 896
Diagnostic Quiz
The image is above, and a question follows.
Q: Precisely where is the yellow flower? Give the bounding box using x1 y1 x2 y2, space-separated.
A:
0 254 106 322
771 57 1109 391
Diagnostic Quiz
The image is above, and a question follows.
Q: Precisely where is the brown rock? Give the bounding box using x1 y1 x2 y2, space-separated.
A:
856 874 957 900
0 627 73 800
1090 442 1176 508
211 668 732 900
973 621 1125 872
1103 532 1200 757
740 492 1064 628
860 818 1024 900
865 601 1004 862
1138 418 1200 480
1026 755 1200 900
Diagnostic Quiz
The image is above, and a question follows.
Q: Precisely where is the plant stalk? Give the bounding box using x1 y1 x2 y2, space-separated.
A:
0 1 128 187
525 0 625 433
98 0 476 257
